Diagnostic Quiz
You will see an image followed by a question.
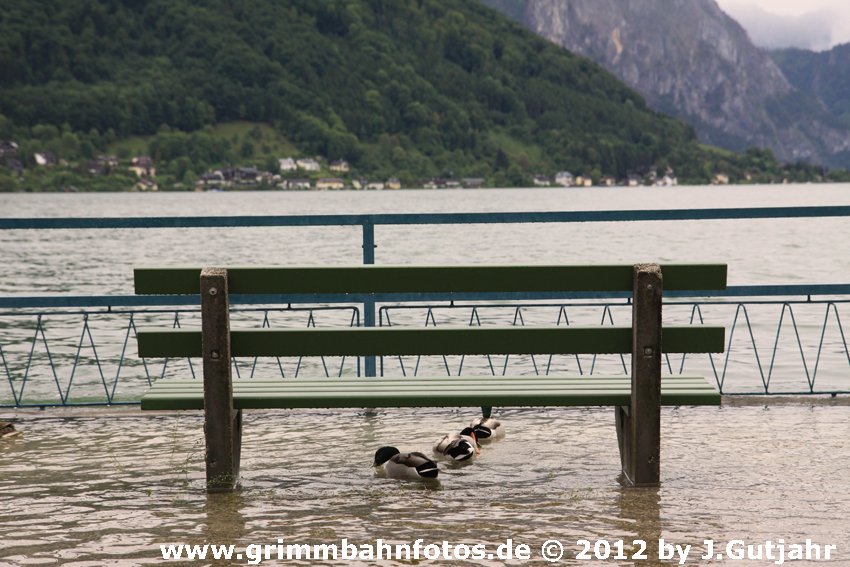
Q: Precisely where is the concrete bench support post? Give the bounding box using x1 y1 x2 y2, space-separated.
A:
200 267 241 493
617 263 662 487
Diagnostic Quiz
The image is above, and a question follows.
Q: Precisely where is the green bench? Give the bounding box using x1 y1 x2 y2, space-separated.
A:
135 264 726 492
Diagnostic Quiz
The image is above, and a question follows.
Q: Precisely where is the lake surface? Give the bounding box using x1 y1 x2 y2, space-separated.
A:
1 185 850 565
3 184 850 295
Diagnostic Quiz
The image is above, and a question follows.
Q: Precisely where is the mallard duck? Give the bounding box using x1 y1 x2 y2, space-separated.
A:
0 422 20 439
433 427 479 462
469 416 504 443
373 446 439 480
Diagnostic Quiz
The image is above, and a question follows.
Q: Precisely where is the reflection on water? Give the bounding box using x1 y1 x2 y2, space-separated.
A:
1 404 848 565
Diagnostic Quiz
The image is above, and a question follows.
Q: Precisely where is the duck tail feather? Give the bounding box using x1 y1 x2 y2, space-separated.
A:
415 462 439 478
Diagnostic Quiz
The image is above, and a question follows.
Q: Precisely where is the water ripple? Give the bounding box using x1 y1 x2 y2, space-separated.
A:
2 405 849 565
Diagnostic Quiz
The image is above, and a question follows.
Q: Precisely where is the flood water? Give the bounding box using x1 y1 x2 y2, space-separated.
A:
2 185 850 565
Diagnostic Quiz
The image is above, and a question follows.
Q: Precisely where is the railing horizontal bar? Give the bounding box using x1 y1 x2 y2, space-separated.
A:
721 391 850 397
0 401 141 408
4 206 850 230
4 284 850 309
0 296 367 309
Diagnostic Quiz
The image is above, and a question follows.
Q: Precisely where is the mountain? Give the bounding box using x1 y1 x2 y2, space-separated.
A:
0 0 840 192
482 0 850 169
0 0 726 186
773 44 850 125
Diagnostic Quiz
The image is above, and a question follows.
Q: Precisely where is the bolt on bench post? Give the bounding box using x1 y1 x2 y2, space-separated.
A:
616 263 662 487
201 267 242 492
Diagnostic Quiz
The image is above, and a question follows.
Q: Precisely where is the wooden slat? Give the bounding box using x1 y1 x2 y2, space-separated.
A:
134 264 727 295
137 326 725 358
140 376 720 411
147 377 715 390
146 384 717 394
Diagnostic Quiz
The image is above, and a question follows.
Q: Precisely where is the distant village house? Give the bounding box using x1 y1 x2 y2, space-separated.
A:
296 157 321 172
285 178 311 190
0 141 19 158
555 171 574 187
316 177 345 190
329 160 349 173
86 155 118 175
134 178 158 192
129 156 155 177
278 157 297 172
533 174 551 187
34 151 58 166
656 174 678 186
576 175 593 187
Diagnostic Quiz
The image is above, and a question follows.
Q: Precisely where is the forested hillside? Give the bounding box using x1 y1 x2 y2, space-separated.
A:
0 0 841 190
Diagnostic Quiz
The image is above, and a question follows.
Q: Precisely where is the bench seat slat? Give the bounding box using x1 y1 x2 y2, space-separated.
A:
146 376 714 384
134 264 727 295
146 380 716 392
137 326 725 358
147 377 706 392
140 376 720 410
148 382 715 391
141 393 720 411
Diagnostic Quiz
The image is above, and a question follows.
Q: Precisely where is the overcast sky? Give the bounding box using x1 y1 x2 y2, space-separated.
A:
716 0 850 50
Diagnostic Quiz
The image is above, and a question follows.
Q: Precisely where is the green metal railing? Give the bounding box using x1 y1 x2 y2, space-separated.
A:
2 206 849 406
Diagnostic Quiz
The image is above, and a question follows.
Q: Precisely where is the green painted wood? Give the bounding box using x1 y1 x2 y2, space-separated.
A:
140 376 720 411
137 326 725 358
146 376 715 389
148 381 715 391
134 264 727 295
145 385 717 395
147 376 713 383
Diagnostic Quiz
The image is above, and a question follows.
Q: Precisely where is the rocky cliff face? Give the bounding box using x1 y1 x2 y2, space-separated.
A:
483 0 850 168
773 44 850 123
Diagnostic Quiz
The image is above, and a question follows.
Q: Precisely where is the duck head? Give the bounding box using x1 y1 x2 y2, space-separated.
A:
445 440 476 461
459 427 479 447
373 446 401 467
471 422 493 440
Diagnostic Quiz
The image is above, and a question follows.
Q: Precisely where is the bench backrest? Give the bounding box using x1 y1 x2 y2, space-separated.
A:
134 264 727 359
134 265 726 294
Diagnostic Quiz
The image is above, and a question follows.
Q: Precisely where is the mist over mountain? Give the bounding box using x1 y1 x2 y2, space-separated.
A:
719 3 834 51
483 0 850 168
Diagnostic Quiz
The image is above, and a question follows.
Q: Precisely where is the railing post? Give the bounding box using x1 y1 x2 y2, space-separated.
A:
200 267 241 493
618 263 663 487
362 220 377 377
